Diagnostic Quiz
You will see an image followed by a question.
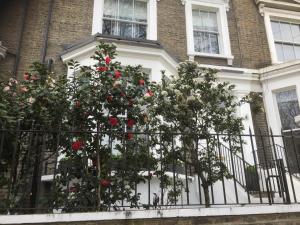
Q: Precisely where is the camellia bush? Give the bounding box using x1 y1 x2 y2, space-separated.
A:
0 42 244 212
149 62 244 207
0 42 159 212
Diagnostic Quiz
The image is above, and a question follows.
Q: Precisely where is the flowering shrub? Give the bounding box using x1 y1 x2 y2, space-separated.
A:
0 42 158 212
0 42 244 211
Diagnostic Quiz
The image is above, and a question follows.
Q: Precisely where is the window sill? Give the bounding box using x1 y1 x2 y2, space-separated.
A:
188 52 234 65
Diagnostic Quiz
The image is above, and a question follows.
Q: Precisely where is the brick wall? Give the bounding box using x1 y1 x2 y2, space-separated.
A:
157 0 188 62
0 0 93 80
4 212 300 225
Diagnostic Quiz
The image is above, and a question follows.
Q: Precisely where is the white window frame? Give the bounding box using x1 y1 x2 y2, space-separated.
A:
263 7 300 64
92 0 157 41
185 0 233 64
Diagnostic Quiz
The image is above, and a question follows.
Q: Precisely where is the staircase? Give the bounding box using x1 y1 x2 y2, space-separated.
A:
215 142 292 204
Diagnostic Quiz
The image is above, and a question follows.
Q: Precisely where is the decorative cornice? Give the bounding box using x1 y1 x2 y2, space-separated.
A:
258 3 266 16
158 0 229 7
256 0 300 16
0 41 7 60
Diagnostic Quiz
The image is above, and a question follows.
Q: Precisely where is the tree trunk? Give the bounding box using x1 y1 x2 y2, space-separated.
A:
203 185 210 207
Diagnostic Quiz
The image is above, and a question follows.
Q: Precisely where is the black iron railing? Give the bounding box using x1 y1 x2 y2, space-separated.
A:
0 124 300 214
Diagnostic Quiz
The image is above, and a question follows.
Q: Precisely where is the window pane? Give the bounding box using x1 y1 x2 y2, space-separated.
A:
119 0 133 21
199 11 208 30
134 24 147 39
104 0 117 18
199 11 217 31
271 21 282 41
276 89 300 130
134 0 147 22
280 22 293 42
282 44 296 61
275 43 284 62
295 45 300 59
194 31 210 53
210 33 219 54
192 10 201 30
102 19 118 36
291 24 300 43
119 21 133 38
207 12 218 32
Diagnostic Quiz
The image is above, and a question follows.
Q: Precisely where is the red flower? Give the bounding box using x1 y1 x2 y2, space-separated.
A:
105 56 111 65
127 119 135 128
23 73 30 81
100 179 111 188
75 100 80 108
139 79 145 86
147 90 154 97
126 132 134 140
106 95 113 102
109 116 118 126
114 70 122 79
69 186 77 193
97 66 108 72
120 92 126 97
72 140 83 151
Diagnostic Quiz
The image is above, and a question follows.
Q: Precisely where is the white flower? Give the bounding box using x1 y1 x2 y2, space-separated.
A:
113 80 121 87
168 84 175 89
125 185 130 189
9 78 18 84
187 96 196 102
27 97 35 104
161 91 168 96
174 89 181 96
3 86 10 92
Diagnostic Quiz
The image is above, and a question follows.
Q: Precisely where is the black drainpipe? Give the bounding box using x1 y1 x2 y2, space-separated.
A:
41 0 54 63
13 0 28 78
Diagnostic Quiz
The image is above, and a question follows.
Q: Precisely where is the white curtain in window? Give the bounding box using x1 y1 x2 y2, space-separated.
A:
119 0 133 20
193 9 219 54
134 0 147 22
103 0 117 18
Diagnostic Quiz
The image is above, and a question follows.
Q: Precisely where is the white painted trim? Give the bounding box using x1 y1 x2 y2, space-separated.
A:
197 64 259 74
92 0 104 35
1 205 300 224
185 0 233 65
60 41 178 72
256 0 300 11
262 7 300 64
295 115 300 126
92 0 157 40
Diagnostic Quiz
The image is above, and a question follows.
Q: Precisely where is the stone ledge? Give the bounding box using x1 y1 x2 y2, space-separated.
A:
1 205 300 224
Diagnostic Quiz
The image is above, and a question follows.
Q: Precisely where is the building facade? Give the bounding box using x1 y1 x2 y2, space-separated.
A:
1 0 300 212
1 0 300 137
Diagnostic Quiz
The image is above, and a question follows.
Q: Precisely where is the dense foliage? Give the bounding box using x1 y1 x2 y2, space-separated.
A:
0 42 244 211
